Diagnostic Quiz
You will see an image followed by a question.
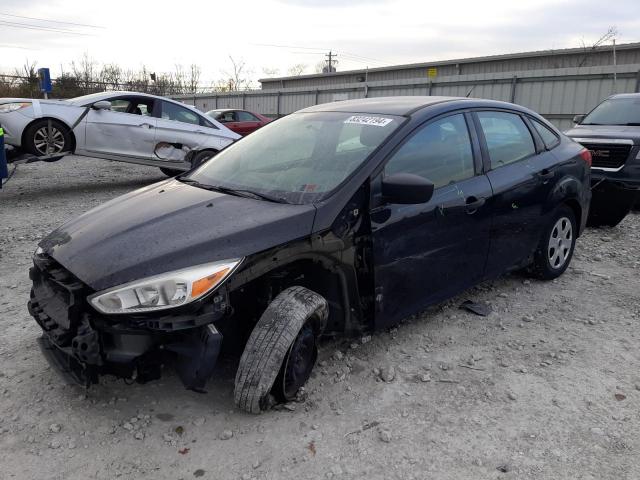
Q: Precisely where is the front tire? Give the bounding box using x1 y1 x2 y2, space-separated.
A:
24 119 72 156
234 286 328 414
528 206 576 280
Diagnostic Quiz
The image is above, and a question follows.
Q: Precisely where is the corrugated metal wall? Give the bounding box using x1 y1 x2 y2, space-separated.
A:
176 64 640 131
260 43 640 89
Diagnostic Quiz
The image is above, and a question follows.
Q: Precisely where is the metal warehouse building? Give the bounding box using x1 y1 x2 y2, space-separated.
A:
179 42 640 130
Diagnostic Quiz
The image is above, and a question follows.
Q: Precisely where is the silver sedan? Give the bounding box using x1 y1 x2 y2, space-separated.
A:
0 92 240 174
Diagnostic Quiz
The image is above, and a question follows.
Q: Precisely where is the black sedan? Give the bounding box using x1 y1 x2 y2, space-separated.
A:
29 96 591 413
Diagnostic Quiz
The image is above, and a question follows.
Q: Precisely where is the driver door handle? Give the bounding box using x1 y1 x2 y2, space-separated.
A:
139 123 154 129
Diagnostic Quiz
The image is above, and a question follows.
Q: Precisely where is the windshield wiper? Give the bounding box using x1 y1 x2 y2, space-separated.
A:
623 123 640 126
178 178 289 204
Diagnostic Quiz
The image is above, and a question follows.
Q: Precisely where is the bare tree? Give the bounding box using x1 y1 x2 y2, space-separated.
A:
261 67 280 78
578 26 618 67
100 63 122 91
287 63 307 76
222 56 252 91
188 64 201 94
71 52 98 93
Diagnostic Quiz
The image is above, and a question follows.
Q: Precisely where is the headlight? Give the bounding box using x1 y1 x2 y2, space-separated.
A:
88 259 242 314
0 102 31 113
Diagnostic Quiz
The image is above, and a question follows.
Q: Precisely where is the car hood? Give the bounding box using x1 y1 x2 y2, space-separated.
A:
40 179 317 291
565 125 640 145
0 97 69 105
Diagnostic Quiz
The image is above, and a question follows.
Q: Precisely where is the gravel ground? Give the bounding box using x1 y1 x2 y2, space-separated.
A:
1 155 639 480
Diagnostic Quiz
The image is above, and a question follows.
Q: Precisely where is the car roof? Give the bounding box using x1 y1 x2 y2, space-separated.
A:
69 91 199 110
299 96 468 115
299 96 540 118
608 93 640 99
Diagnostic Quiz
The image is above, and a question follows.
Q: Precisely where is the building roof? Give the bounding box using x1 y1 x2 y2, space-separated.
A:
260 42 640 84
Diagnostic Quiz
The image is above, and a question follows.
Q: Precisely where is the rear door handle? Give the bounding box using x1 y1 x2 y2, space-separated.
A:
139 123 154 129
465 196 486 214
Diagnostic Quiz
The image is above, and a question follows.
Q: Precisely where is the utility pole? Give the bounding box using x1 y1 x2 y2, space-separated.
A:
613 38 617 93
325 50 337 73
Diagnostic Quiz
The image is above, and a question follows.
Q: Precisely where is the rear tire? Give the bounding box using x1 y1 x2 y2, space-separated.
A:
191 149 217 169
159 167 181 176
159 150 217 176
234 286 328 414
528 206 576 280
24 119 72 156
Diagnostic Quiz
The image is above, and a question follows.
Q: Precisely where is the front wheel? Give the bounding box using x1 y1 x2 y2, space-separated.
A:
528 206 577 280
24 119 71 156
234 286 328 414
587 189 634 227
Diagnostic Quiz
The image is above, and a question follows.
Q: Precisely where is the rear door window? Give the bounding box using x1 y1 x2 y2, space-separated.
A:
237 111 259 122
477 111 536 168
161 101 201 125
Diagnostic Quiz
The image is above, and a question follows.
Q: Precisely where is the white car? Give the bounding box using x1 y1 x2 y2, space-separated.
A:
0 92 241 175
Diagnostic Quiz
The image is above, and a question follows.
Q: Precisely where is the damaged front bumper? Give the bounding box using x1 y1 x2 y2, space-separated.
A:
28 252 227 391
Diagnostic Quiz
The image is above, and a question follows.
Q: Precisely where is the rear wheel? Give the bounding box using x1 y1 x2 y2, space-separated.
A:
528 206 576 280
190 149 217 169
159 167 181 177
24 119 71 156
159 150 217 176
234 286 328 414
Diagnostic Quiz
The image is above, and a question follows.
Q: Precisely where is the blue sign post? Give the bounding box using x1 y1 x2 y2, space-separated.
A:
37 68 52 99
0 128 8 189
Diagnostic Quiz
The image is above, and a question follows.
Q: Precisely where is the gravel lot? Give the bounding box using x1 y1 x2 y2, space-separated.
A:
1 155 639 480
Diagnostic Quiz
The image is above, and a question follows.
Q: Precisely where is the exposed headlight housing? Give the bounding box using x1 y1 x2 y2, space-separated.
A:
88 259 242 315
0 102 31 113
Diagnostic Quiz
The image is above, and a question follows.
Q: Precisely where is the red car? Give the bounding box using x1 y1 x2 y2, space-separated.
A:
206 109 271 136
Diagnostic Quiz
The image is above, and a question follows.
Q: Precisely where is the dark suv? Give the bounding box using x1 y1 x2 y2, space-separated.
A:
29 97 591 413
566 93 640 226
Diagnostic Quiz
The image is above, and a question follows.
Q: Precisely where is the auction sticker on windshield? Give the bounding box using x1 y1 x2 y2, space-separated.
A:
344 115 393 127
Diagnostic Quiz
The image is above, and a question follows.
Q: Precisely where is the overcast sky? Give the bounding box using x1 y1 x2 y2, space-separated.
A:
1 0 639 86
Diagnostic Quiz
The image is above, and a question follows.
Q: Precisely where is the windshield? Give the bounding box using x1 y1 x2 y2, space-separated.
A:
185 111 403 204
68 92 110 105
582 97 640 125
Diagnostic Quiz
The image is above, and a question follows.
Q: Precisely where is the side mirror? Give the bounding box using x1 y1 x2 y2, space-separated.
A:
92 100 112 110
572 114 585 124
381 173 434 205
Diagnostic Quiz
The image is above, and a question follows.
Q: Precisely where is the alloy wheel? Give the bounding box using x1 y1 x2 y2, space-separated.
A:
547 216 573 269
33 126 65 154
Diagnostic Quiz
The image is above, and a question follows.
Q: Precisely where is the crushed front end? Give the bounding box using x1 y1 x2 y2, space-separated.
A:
28 251 228 391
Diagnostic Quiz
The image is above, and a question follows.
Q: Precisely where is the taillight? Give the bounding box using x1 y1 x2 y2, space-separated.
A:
579 148 592 167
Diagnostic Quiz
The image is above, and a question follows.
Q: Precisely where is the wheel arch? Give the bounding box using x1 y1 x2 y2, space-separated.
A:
227 251 361 337
22 117 77 153
563 198 583 236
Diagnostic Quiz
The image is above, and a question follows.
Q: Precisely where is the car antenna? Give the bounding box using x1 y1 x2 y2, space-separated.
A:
465 86 476 98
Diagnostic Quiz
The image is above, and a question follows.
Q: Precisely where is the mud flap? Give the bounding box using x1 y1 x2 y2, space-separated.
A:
167 324 222 392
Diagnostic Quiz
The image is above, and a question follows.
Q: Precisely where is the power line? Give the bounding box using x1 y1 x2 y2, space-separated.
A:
252 43 328 51
0 20 95 36
0 12 104 29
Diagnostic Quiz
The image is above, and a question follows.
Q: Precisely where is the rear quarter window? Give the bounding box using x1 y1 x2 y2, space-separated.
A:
531 118 560 149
